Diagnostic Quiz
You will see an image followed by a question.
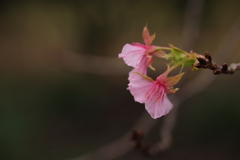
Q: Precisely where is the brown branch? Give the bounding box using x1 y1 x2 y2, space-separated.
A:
195 52 240 74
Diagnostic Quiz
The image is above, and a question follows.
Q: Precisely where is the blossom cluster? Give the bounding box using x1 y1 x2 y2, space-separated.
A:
119 26 199 119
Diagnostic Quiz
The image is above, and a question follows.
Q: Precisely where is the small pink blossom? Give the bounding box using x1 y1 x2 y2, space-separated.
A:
119 26 165 75
128 66 184 119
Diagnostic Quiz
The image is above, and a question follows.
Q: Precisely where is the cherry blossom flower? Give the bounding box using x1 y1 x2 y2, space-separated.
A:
119 26 165 76
127 66 184 119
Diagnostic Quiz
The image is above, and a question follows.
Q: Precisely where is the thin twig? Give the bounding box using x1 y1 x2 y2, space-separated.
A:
195 52 240 74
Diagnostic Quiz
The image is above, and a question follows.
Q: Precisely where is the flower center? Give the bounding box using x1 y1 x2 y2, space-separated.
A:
145 82 165 103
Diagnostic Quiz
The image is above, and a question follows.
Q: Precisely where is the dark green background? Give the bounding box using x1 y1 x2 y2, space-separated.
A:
0 0 240 159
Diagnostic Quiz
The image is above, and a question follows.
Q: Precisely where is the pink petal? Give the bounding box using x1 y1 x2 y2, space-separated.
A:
145 93 173 119
128 68 143 81
142 26 155 46
119 44 146 68
156 65 176 82
164 72 184 88
127 75 153 103
142 26 150 45
128 56 147 81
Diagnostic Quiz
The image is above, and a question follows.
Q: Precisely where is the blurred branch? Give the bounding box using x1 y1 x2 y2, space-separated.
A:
214 14 240 63
180 0 205 51
48 49 131 75
70 113 157 160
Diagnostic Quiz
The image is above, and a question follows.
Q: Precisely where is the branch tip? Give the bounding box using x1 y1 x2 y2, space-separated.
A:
195 52 239 75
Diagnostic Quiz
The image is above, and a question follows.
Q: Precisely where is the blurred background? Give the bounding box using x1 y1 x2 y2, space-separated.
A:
0 0 240 160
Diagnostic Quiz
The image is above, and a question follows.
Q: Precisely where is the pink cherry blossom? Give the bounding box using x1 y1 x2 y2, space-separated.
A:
119 27 165 75
128 66 184 119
